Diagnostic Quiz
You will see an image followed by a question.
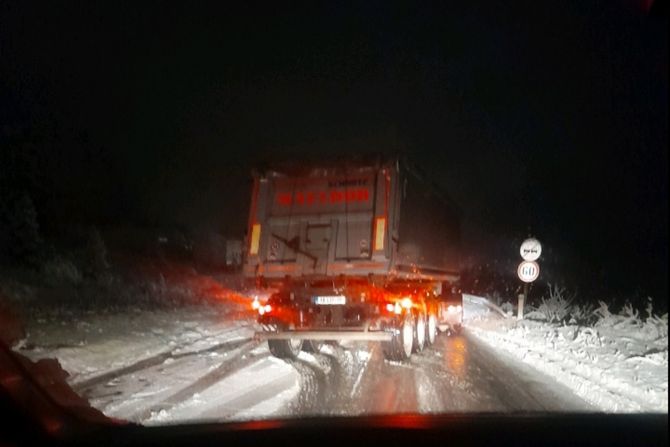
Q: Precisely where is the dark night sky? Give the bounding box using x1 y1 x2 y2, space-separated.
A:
1 1 667 301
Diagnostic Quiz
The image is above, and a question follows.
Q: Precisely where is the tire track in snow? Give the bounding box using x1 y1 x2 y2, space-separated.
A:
202 371 298 420
282 343 359 416
287 356 330 414
131 340 265 422
75 337 253 396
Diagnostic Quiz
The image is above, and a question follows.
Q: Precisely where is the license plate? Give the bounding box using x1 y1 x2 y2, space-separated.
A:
314 295 346 305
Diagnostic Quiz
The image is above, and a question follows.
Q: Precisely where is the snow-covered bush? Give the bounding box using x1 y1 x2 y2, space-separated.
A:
595 300 641 329
620 302 642 326
640 300 668 341
500 301 515 315
593 300 616 326
569 302 597 326
593 299 668 343
526 284 574 323
642 312 668 341
523 309 547 321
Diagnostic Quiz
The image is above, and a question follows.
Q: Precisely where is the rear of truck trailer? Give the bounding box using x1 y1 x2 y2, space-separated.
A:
243 156 460 284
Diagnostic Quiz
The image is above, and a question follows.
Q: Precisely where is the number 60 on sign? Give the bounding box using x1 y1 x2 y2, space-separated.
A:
517 261 540 283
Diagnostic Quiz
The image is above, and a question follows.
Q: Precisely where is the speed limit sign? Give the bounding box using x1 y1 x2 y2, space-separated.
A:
517 261 540 283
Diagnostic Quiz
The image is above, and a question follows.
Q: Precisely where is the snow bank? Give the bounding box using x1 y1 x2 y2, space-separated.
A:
15 303 253 385
465 297 668 413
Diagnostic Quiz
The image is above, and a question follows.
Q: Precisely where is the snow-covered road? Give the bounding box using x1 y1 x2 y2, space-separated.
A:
16 291 665 424
15 297 593 424
75 332 595 424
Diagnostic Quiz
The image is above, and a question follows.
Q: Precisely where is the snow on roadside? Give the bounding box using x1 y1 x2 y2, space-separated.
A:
9 295 307 424
464 297 668 413
15 302 254 386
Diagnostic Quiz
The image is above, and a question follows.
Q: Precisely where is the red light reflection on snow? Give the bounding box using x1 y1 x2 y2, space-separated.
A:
184 276 247 304
445 336 468 379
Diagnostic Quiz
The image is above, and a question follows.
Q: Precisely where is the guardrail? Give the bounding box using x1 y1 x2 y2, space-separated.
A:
462 294 510 319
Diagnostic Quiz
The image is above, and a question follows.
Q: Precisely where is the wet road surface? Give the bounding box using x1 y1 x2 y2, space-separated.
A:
82 329 595 423
285 331 595 417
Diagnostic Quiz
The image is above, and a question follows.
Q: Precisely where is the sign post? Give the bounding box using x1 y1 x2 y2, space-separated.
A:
517 238 542 320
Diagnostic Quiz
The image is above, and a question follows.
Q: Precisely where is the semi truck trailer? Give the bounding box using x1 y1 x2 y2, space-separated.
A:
243 155 462 360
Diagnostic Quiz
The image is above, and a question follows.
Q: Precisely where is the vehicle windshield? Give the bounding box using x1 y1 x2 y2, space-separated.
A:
0 0 666 431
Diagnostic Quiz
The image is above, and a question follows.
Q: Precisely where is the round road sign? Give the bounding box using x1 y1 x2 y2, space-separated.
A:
520 238 542 261
517 261 540 283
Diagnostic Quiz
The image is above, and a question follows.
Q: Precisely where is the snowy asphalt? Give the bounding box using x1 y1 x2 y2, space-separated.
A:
76 326 594 424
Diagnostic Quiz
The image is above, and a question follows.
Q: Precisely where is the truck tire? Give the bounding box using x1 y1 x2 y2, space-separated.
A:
302 340 324 353
268 338 303 359
267 323 303 359
413 311 426 353
426 312 437 346
382 313 414 361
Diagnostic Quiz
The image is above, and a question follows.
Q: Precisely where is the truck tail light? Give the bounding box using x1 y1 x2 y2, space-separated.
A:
258 304 272 315
249 223 261 255
394 303 402 314
374 217 386 251
387 298 411 315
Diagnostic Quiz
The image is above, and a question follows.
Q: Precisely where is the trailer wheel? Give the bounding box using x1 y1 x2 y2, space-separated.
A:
413 311 426 353
268 338 303 359
302 340 324 353
426 312 437 345
382 313 414 361
267 323 303 359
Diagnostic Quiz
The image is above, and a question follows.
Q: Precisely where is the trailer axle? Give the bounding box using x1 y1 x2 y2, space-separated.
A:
255 330 393 342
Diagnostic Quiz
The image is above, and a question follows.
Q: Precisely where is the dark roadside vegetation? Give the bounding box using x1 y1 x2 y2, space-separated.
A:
1 189 665 328
0 190 247 326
